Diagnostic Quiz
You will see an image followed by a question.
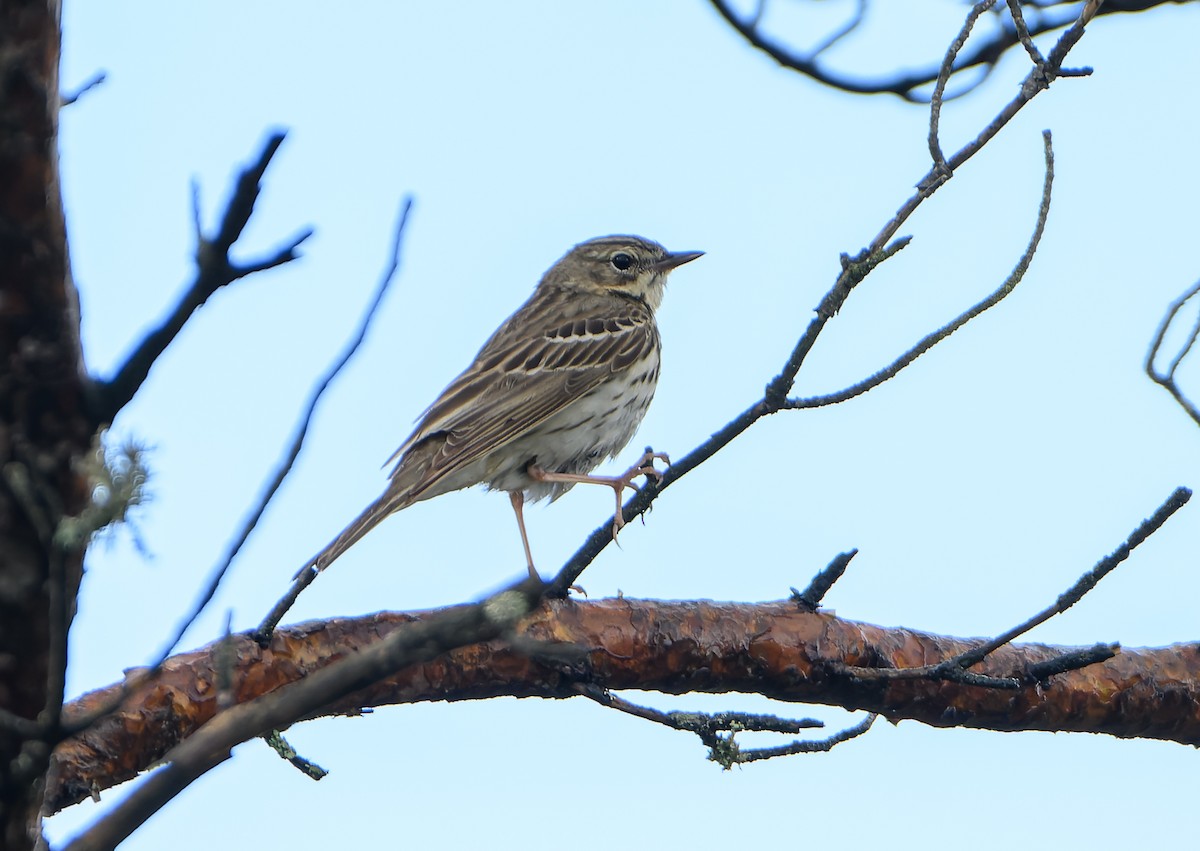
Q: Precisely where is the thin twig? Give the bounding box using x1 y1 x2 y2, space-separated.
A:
250 198 414 639
806 0 868 59
88 131 313 423
1145 278 1200 427
930 1 999 168
722 713 876 766
262 731 328 781
576 684 824 734
1165 305 1200 381
574 684 869 768
785 129 1055 411
791 549 858 610
255 567 318 642
836 487 1191 683
63 578 545 851
1006 0 1047 65
552 1 1097 595
60 70 107 107
60 198 414 738
709 0 1102 102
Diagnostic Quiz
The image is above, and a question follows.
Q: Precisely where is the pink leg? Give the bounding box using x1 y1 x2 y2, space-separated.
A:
509 491 540 580
528 449 670 539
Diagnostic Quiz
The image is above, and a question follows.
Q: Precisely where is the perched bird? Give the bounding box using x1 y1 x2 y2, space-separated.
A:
302 235 702 579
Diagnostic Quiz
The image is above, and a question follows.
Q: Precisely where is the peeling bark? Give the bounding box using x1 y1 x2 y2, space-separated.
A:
47 598 1200 814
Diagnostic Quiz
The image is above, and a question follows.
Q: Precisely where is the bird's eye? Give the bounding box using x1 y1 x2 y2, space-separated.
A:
611 252 635 271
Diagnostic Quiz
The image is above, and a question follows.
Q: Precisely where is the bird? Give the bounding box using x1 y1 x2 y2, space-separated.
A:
300 234 702 581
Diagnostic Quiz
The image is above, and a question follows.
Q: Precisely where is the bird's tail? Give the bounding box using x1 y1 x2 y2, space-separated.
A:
295 490 415 578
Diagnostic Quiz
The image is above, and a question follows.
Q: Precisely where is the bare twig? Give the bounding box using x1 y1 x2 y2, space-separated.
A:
791 549 858 611
251 198 414 640
88 131 313 423
577 684 823 734
63 578 545 851
262 731 328 781
60 71 107 107
835 487 1191 683
1007 0 1048 65
255 566 318 642
574 684 869 768
60 197 414 738
46 597 1200 812
806 0 868 59
930 1 998 168
709 0 1118 102
551 2 1096 596
714 713 877 767
1146 278 1200 426
785 129 1055 411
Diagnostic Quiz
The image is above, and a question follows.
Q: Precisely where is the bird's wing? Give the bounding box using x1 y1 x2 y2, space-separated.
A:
384 290 657 497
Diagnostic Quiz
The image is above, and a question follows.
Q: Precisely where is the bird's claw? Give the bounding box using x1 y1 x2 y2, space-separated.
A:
609 448 671 539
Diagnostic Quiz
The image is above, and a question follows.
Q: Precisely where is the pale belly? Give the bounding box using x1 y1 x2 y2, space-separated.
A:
483 364 659 501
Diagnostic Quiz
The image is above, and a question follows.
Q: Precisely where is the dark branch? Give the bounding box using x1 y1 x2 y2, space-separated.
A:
1145 278 1200 426
720 713 877 767
47 598 1200 813
929 1 999 167
574 683 867 768
262 731 328 781
249 198 415 641
709 0 1140 102
62 198 415 740
791 549 858 611
835 487 1192 683
785 129 1055 411
64 577 545 851
60 70 107 107
87 131 312 423
551 3 1096 596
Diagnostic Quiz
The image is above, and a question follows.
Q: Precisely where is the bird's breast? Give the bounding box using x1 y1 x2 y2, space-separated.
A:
486 353 662 501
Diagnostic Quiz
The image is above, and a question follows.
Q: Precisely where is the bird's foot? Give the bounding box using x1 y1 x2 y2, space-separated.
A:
624 447 670 487
608 447 670 537
526 448 670 540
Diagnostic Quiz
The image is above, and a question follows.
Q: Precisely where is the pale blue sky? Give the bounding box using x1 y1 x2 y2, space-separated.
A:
48 3 1200 848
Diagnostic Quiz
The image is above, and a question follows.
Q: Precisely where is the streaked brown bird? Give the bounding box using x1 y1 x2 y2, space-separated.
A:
302 234 702 580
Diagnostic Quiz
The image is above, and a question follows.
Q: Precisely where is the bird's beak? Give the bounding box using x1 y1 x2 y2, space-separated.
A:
655 250 704 272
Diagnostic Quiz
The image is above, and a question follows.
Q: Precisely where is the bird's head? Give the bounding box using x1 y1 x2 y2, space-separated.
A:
541 235 703 311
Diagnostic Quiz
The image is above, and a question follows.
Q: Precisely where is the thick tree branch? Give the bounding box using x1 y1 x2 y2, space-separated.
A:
837 487 1190 684
87 131 313 423
60 577 546 851
58 200 415 744
47 593 1200 815
52 486 1188 812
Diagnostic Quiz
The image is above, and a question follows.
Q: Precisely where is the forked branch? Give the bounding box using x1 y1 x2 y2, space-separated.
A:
1146 278 1200 426
88 131 313 423
552 0 1098 595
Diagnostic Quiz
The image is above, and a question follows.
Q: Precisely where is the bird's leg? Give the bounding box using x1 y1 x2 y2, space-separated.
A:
527 448 670 539
509 490 540 580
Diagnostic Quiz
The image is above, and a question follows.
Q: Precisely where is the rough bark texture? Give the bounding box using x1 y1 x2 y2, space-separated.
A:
47 598 1200 814
0 1 91 847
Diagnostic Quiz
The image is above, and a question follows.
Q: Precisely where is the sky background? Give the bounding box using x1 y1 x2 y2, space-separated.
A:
47 2 1200 848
